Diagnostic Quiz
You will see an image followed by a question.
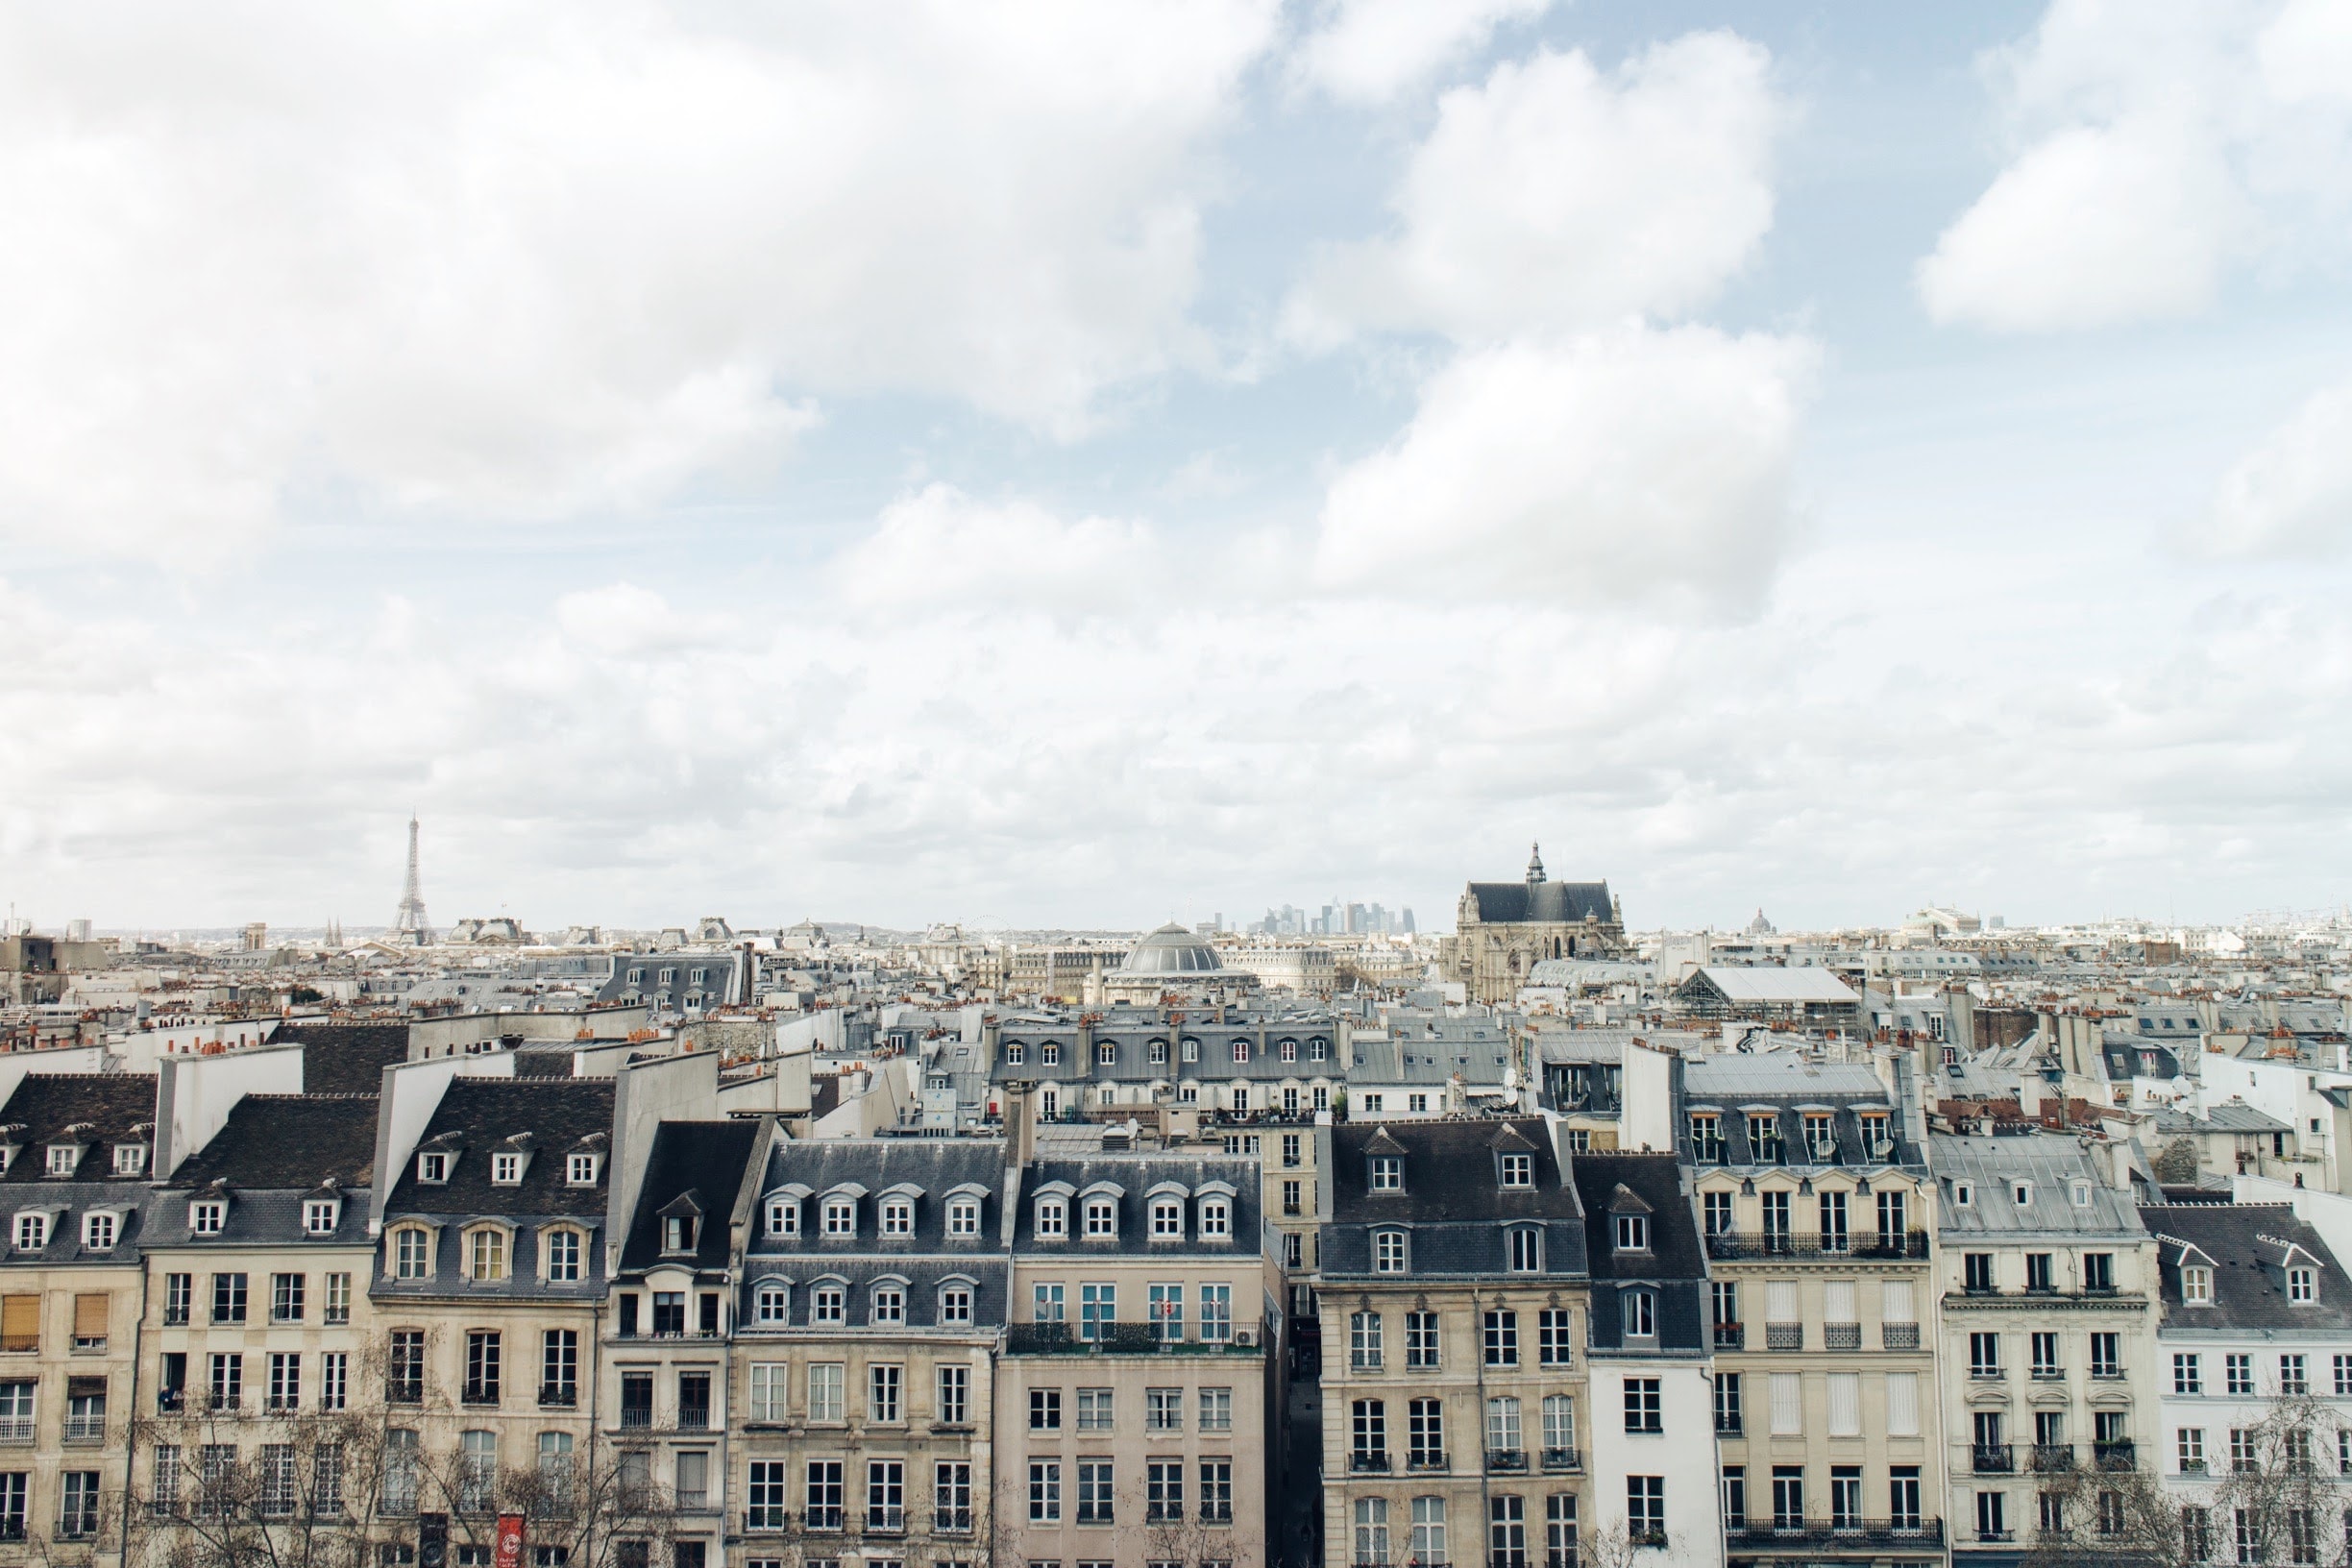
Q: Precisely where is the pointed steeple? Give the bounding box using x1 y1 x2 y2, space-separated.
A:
1526 842 1546 885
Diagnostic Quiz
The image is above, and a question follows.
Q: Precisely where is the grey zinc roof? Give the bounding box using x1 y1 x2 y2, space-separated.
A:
1686 967 1861 1004
2140 1203 2352 1333
1014 1152 1263 1255
1465 879 1613 923
1323 1118 1589 1280
1930 1134 2148 1238
1685 1056 1888 1098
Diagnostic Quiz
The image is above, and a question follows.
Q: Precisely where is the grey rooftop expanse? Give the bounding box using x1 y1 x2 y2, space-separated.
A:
1685 1055 1888 1098
1930 1133 2148 1238
2140 1202 2352 1333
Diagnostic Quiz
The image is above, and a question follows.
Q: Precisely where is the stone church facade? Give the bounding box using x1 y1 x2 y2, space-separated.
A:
1439 845 1629 1003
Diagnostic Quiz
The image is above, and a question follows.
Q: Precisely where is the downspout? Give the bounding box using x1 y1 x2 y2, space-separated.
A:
116 1261 153 1568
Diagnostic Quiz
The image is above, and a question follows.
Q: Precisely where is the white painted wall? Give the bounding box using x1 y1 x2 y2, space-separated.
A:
157 1043 306 1176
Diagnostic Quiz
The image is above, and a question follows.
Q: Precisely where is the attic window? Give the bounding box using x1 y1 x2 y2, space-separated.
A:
2291 1266 2317 1304
189 1200 225 1237
1037 1199 1066 1238
1953 1182 1973 1208
568 1153 600 1186
1084 1200 1117 1238
45 1146 78 1177
822 1200 855 1237
665 1216 698 1254
113 1145 146 1176
2012 1182 2032 1207
1615 1213 1650 1253
417 1152 451 1185
767 1198 800 1237
1152 1200 1183 1237
491 1154 524 1186
2071 1181 2093 1207
881 1199 913 1236
13 1213 46 1252
1499 1154 1533 1188
1200 1199 1230 1238
2183 1265 2213 1304
1041 1043 1060 1067
305 1200 340 1236
1005 1043 1025 1066
83 1212 117 1251
948 1198 979 1237
1370 1157 1403 1192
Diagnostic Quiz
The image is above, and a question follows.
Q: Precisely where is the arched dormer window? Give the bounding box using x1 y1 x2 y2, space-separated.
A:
822 1196 857 1237
811 1281 846 1324
870 1281 906 1325
944 1185 986 1237
1037 1198 1067 1238
753 1280 791 1323
1151 1199 1184 1238
1373 1229 1408 1273
465 1224 510 1282
1097 1041 1117 1066
541 1226 585 1283
389 1223 433 1279
880 1197 914 1236
937 1278 975 1325
1199 1198 1231 1238
1084 1199 1117 1238
768 1196 801 1237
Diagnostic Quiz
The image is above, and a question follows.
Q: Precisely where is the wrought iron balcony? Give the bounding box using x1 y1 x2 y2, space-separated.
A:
2095 1441 2137 1471
1351 1452 1392 1473
1484 1449 1528 1474
2030 1444 2075 1473
1973 1444 2016 1475
1714 1322 1745 1350
1540 1448 1581 1473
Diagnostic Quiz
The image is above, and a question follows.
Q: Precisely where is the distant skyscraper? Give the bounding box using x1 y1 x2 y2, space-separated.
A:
394 815 432 943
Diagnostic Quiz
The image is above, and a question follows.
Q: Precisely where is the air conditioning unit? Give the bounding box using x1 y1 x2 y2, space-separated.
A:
1234 1328 1256 1347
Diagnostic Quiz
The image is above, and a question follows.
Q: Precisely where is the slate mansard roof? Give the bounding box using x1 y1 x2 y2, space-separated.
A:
0 1073 164 1263
1014 1153 1262 1255
1682 1055 1920 1169
991 1019 1341 1086
170 1094 380 1191
1322 1117 1590 1280
741 1137 1011 1332
2139 1203 2352 1334
272 1022 414 1095
382 1077 615 1218
1572 1151 1709 1355
620 1118 763 1273
1464 879 1614 924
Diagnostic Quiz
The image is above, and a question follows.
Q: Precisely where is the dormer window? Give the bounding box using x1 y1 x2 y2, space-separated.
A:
1149 1040 1168 1065
1037 1200 1066 1238
1622 1288 1657 1338
823 1200 855 1237
490 1154 523 1186
1097 1042 1116 1066
1508 1227 1541 1272
665 1215 698 1253
1041 1042 1060 1066
1005 1043 1025 1066
114 1145 147 1176
1370 1157 1403 1192
1500 1154 1533 1188
468 1228 508 1281
2071 1180 2093 1207
755 1283 790 1323
1803 1115 1836 1161
1181 1038 1199 1063
2012 1182 2032 1207
871 1286 904 1324
1374 1230 1407 1273
1615 1213 1649 1253
305 1200 341 1236
392 1227 431 1278
1280 1040 1296 1063
947 1199 979 1237
1750 1118 1783 1163
1690 1115 1724 1162
1231 1039 1250 1064
45 1146 79 1177
13 1213 46 1252
1311 1038 1331 1061
83 1212 117 1251
1860 1114 1891 1157
768 1198 801 1237
1953 1182 1974 1209
881 1200 913 1236
568 1153 600 1186
1152 1201 1184 1237
189 1201 225 1237
813 1286 845 1323
2184 1265 2214 1304
2291 1266 2317 1304
417 1152 450 1185
1084 1200 1117 1238
1200 1200 1230 1238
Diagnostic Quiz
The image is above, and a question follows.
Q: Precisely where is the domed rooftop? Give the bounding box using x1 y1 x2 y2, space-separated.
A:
1118 922 1225 976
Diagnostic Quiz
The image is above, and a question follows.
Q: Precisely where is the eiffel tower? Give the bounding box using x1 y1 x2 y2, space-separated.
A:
393 815 432 943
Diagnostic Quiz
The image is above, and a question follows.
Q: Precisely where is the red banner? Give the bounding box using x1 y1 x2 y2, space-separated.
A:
494 1515 526 1568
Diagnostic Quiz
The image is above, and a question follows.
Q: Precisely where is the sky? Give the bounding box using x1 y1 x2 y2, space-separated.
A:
4 0 2352 937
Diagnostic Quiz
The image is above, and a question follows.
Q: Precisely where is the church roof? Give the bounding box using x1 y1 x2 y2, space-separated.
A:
1464 880 1614 924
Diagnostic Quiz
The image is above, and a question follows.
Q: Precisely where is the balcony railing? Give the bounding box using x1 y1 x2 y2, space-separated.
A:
1540 1448 1581 1473
1706 1231 1931 1261
1767 1324 1802 1351
1484 1449 1527 1474
386 1381 424 1406
619 1406 654 1430
460 1386 501 1407
1006 1323 1257 1356
2095 1441 2137 1471
2030 1445 2076 1473
0 1419 31 1444
63 1415 106 1443
540 1384 578 1408
1713 1323 1744 1350
1726 1520 1945 1548
1351 1453 1392 1474
1973 1445 2016 1475
1408 1452 1448 1472
1716 1416 1744 1436
1824 1324 1861 1352
678 1407 711 1432
867 1506 905 1533
1883 1324 1921 1351
155 1390 184 1415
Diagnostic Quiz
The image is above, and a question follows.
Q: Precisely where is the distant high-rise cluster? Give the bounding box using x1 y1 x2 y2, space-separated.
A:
1252 897 1414 937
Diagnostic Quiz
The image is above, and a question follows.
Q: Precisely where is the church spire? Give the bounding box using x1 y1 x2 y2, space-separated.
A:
1526 842 1546 885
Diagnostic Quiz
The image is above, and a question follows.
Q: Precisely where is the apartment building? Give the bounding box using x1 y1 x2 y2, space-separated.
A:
998 1098 1279 1568
1317 1118 1593 1568
2142 1201 2352 1556
1570 1152 1725 1568
1682 1054 1946 1568
1931 1135 2158 1568
724 1133 1005 1568
371 1074 621 1557
984 1011 1342 1123
135 1092 381 1551
606 1118 769 1568
0 1071 158 1562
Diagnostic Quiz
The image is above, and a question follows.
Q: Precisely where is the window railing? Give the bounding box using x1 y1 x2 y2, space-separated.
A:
540 1384 577 1408
935 1507 972 1533
802 1505 844 1531
744 1506 786 1531
1705 1231 1931 1260
386 1380 424 1406
1882 1323 1920 1350
1148 1503 1184 1524
1824 1323 1861 1351
1540 1447 1580 1472
1726 1521 1945 1547
1484 1449 1527 1474
0 1419 31 1445
2095 1440 2136 1471
1715 1414 1743 1435
1351 1452 1392 1474
619 1405 653 1430
677 1405 711 1432
63 1415 105 1443
1766 1324 1802 1351
2030 1445 2076 1473
1713 1323 1744 1350
460 1384 501 1407
1973 1445 2015 1475
1408 1451 1448 1472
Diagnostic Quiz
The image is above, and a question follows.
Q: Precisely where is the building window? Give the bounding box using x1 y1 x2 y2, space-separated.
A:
813 1286 845 1324
2291 1266 2317 1303
568 1153 599 1185
1614 1213 1648 1252
304 1200 339 1236
1152 1201 1183 1237
1508 1229 1541 1272
1371 1156 1403 1191
1500 1153 1533 1188
1621 1290 1655 1339
1627 1478 1665 1545
881 1200 913 1236
1085 1201 1116 1238
824 1200 855 1237
83 1213 116 1251
1407 1311 1440 1368
2184 1266 2213 1304
948 1199 979 1236
940 1286 972 1324
1375 1231 1407 1273
545 1229 581 1284
491 1154 523 1185
212 1273 248 1324
393 1228 430 1279
1029 1461 1061 1523
1484 1311 1519 1366
468 1230 507 1282
1351 1312 1384 1370
1538 1309 1573 1366
1624 1379 1661 1434
938 1365 969 1425
189 1201 224 1237
868 1363 901 1423
1200 1199 1230 1237
1037 1201 1066 1238
871 1286 904 1326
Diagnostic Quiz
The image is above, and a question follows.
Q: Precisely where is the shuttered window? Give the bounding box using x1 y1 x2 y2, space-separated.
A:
1824 1282 1856 1323
1885 1372 1919 1436
1827 1372 1861 1436
0 1295 37 1353
73 1294 109 1342
1770 1373 1801 1435
1766 1282 1798 1323
1882 1280 1916 1324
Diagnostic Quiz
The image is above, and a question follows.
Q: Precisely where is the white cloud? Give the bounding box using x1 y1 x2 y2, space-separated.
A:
1288 0 1554 106
831 484 1162 611
1919 0 2352 331
1312 327 1815 606
1287 32 1781 346
2200 378 2352 555
0 1 1278 559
